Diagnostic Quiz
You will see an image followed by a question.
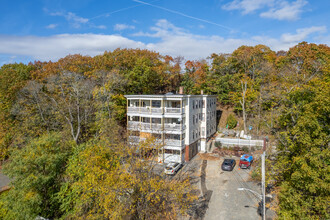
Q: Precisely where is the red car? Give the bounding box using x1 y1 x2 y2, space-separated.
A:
239 154 253 169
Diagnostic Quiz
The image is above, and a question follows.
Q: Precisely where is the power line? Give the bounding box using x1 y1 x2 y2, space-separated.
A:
90 0 161 20
132 0 233 31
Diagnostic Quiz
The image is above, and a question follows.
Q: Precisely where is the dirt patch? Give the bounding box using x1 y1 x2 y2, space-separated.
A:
199 153 220 161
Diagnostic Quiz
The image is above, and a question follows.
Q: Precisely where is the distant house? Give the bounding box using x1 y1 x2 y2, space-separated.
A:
125 90 217 164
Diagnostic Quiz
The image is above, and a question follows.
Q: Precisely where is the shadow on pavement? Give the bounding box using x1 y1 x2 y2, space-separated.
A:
187 160 213 220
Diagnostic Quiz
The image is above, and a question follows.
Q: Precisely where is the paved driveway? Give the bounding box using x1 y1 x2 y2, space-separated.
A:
203 158 261 220
180 154 261 220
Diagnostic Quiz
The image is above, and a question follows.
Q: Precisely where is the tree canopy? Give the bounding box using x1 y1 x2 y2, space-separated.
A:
0 43 329 219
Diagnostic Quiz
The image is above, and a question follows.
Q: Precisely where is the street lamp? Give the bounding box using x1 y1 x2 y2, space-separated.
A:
237 187 272 220
237 187 262 200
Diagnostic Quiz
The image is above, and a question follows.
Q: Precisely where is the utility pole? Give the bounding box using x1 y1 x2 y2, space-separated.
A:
261 138 267 220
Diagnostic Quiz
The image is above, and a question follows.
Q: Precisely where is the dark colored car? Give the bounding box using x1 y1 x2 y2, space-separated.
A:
221 158 236 171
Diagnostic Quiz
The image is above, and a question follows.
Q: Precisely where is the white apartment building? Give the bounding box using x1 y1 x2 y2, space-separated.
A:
125 93 217 164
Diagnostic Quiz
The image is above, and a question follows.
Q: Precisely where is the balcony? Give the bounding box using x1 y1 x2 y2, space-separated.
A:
128 121 140 130
127 107 139 113
151 123 162 131
164 123 184 131
140 123 163 131
140 107 150 113
164 139 185 146
128 136 146 144
165 107 185 114
140 122 150 130
151 108 162 114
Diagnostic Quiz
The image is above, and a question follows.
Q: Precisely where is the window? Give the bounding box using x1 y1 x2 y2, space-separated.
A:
202 127 205 136
202 113 205 121
202 100 205 108
152 133 161 139
195 100 198 109
193 131 195 140
142 101 148 107
199 113 201 120
164 149 180 155
152 118 161 124
192 100 195 109
195 115 198 123
152 100 161 108
130 116 140 121
199 100 201 108
142 117 150 123
165 134 180 140
193 115 195 125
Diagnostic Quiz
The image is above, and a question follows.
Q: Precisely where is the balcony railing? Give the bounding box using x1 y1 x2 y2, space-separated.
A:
164 139 184 146
127 107 140 113
151 108 162 114
151 123 162 130
128 136 147 144
129 121 185 131
164 123 183 130
140 122 150 130
140 107 150 113
128 107 183 114
165 107 184 114
128 121 140 130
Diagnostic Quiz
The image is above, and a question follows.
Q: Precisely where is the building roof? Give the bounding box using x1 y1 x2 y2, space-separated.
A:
124 94 217 99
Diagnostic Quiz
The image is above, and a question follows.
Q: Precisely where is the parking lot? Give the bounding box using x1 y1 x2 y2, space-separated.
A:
170 153 262 220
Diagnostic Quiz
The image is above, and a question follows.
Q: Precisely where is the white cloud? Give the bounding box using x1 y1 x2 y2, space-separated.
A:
46 24 58 29
281 26 327 43
222 0 274 14
222 0 307 21
93 25 107 29
114 24 135 31
260 0 307 20
0 34 145 61
49 11 89 28
0 20 327 62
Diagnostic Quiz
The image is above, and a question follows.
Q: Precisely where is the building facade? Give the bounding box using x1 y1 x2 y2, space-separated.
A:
125 94 217 164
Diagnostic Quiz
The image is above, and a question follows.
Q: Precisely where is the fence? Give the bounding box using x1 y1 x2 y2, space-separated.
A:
215 137 263 149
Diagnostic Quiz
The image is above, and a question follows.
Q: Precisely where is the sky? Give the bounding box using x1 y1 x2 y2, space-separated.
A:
0 0 329 65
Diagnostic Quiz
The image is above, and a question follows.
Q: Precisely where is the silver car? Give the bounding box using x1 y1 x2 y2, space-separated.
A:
164 162 182 175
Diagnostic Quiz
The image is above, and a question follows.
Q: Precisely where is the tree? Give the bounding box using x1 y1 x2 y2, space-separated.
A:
14 72 96 144
0 63 33 161
181 60 209 94
1 133 72 220
274 76 330 219
57 136 196 219
208 53 237 104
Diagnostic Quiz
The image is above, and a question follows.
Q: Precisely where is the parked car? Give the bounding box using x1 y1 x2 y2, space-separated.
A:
164 162 182 175
221 158 236 171
239 154 253 169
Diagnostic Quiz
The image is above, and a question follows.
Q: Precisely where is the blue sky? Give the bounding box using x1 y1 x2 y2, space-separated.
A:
0 0 329 65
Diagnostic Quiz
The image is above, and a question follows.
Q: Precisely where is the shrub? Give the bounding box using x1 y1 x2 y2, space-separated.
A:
242 146 249 153
214 142 221 148
226 114 237 129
